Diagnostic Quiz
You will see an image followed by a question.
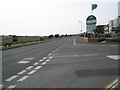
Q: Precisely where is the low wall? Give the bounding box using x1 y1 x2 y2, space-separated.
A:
81 37 120 43
80 37 99 42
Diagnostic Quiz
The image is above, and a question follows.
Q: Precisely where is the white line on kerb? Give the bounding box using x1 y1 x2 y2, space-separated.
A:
35 66 42 70
17 76 29 82
27 70 37 74
6 75 18 82
17 70 27 75
33 62 39 65
7 85 16 89
26 66 33 70
41 62 47 65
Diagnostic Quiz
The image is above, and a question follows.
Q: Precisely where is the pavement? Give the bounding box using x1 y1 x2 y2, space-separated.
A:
1 36 119 89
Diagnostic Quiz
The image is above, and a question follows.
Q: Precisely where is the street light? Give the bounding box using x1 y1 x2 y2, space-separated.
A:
78 21 83 33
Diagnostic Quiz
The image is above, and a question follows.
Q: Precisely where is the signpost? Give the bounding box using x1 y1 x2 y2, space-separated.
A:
86 15 97 33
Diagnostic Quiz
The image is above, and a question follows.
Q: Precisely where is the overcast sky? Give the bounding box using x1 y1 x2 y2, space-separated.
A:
0 0 119 36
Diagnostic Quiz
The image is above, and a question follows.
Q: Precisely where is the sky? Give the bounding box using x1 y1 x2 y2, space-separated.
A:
0 0 119 36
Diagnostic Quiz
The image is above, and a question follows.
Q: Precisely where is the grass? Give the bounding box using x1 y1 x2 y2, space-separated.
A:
1 37 63 51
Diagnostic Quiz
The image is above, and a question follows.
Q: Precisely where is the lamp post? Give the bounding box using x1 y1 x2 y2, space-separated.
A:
78 21 83 33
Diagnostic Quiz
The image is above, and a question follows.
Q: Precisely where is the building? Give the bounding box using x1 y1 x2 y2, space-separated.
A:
118 1 120 18
108 18 120 33
104 24 109 34
95 25 105 34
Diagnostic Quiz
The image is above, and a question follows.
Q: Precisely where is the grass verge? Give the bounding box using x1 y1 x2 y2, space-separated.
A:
1 37 63 51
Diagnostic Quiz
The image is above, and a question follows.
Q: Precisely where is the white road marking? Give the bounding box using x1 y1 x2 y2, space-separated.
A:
7 85 16 89
59 47 61 49
6 75 18 82
46 59 50 62
17 76 29 82
48 53 51 56
28 70 37 74
53 50 55 53
0 85 3 88
49 57 53 59
23 58 34 60
41 62 47 65
35 66 42 70
26 66 33 70
73 39 76 45
33 62 39 65
84 54 98 56
18 61 30 64
107 55 120 60
17 70 27 75
39 59 44 62
43 57 47 60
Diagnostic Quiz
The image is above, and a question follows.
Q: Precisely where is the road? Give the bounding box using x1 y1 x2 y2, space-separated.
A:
2 36 119 89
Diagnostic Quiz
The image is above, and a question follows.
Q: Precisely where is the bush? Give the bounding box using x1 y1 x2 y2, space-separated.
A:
99 37 106 42
48 35 53 38
55 34 59 38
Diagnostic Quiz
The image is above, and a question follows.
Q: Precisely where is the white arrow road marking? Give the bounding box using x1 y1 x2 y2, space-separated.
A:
17 70 27 75
27 70 37 75
6 75 18 82
17 76 29 82
107 55 120 60
17 61 30 64
41 62 47 66
26 66 33 70
7 85 16 89
35 66 42 70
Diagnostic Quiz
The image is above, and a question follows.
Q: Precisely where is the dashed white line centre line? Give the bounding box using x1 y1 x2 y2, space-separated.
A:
27 70 37 75
6 75 18 82
26 66 33 70
17 76 29 82
17 70 27 75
